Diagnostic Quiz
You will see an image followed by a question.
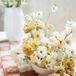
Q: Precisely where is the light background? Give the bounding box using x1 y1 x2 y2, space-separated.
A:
0 0 76 31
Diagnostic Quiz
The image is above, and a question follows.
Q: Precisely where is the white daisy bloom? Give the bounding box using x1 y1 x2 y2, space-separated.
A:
66 20 75 27
34 18 41 23
30 52 41 65
48 37 57 46
66 20 76 36
50 52 58 61
57 50 65 60
65 49 73 58
34 18 44 25
46 55 51 63
51 4 58 13
47 62 54 69
70 42 76 59
36 11 43 18
30 12 36 18
40 36 49 45
52 31 61 39
25 15 32 23
46 60 57 71
65 26 72 35
18 54 25 60
37 46 47 58
64 42 76 59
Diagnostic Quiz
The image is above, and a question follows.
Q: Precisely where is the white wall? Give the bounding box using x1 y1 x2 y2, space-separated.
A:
23 0 76 31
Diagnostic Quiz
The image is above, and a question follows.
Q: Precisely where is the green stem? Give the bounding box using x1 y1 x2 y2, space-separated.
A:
65 31 72 39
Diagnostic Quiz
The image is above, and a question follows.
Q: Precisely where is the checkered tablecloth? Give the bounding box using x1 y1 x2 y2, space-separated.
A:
0 42 38 76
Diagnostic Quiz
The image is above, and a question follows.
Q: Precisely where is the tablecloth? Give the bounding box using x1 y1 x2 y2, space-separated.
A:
0 42 38 76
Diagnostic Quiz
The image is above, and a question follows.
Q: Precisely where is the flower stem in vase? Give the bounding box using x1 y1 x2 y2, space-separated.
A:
16 0 21 7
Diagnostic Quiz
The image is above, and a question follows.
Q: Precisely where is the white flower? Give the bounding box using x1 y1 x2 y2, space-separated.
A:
64 42 76 59
52 31 61 39
51 4 58 13
31 11 43 19
50 52 58 60
65 26 72 35
34 18 41 23
40 36 49 45
36 11 43 18
70 42 76 59
66 20 74 27
37 46 47 58
46 55 51 63
57 50 65 60
64 23 73 42
25 15 32 23
65 20 76 36
48 37 57 46
30 12 36 18
18 54 25 60
46 60 56 70
30 52 42 65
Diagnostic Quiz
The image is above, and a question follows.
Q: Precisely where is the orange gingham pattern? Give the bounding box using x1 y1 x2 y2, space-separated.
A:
0 42 38 76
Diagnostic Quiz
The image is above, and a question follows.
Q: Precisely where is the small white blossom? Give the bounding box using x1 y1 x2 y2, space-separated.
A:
66 20 76 36
18 54 25 60
36 11 43 18
48 37 57 46
50 52 58 60
51 4 58 13
37 46 47 58
52 31 61 39
46 55 51 63
31 11 43 19
40 36 49 45
30 12 36 18
25 15 32 23
65 26 72 35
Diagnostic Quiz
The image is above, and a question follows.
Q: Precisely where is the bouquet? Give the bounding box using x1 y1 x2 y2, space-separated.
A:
22 11 76 76
0 0 28 8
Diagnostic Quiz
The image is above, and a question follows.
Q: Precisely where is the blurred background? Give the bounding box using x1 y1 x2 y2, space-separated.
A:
0 0 76 31
0 0 76 40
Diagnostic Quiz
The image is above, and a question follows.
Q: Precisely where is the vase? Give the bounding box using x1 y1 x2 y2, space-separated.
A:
31 63 50 74
4 7 25 41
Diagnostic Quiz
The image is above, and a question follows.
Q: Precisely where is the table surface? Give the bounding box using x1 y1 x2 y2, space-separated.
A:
0 41 38 76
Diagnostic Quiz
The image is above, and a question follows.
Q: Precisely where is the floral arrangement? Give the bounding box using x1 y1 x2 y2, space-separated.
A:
0 0 28 8
22 11 76 76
